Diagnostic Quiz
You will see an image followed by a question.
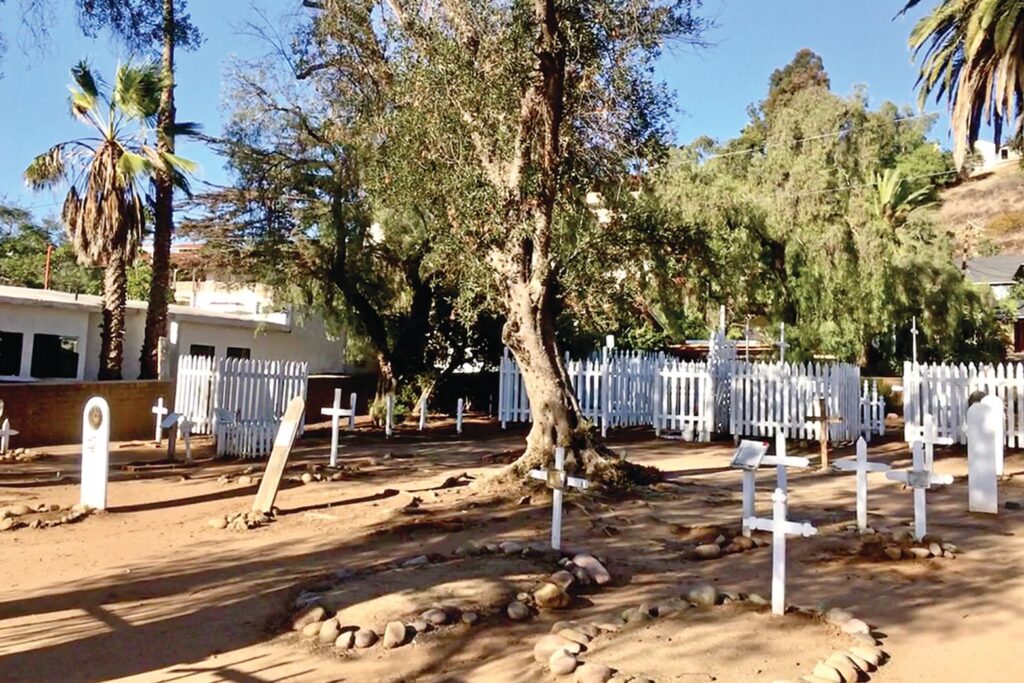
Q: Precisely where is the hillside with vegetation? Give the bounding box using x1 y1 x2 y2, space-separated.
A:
938 165 1024 255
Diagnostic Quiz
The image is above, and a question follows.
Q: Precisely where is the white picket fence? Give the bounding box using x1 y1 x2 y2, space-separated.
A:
175 355 309 458
728 361 863 441
903 361 1024 446
498 346 882 443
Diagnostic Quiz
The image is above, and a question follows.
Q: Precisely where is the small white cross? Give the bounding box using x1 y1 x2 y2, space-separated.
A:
321 389 357 467
775 322 789 363
834 436 891 532
0 418 18 454
886 440 953 541
528 446 590 550
910 316 919 365
745 487 818 615
908 413 953 470
151 397 168 444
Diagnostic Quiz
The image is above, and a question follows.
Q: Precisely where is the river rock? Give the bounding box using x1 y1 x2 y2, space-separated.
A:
573 553 612 585
292 605 326 631
207 516 228 530
335 631 356 649
461 611 479 625
824 607 854 625
499 540 524 555
534 634 583 661
556 628 592 645
849 646 882 667
383 621 409 648
621 606 653 624
301 621 322 637
842 618 871 635
575 662 614 683
810 662 843 682
318 618 341 643
548 570 576 592
549 648 578 675
421 608 449 626
507 600 531 621
687 582 718 607
693 543 722 560
825 653 859 682
354 628 378 648
8 504 32 516
535 582 571 609
883 546 903 561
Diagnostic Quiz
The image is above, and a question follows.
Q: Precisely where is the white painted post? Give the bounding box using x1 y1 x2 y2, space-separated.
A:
349 392 357 430
180 417 194 462
456 398 464 435
528 446 590 550
967 398 1000 514
419 394 427 431
80 397 111 510
151 397 168 443
385 394 394 438
741 469 756 537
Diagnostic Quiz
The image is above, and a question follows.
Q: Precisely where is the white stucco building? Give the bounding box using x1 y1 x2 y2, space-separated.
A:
0 284 350 381
972 140 1021 175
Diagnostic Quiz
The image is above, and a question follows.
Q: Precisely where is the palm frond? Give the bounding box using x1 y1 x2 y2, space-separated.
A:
113 62 163 121
116 150 154 183
70 60 99 99
169 121 203 138
24 145 68 189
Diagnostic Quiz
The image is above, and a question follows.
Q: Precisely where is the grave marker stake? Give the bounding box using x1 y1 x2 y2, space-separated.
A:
745 488 818 615
886 441 953 540
456 398 464 435
151 397 168 443
528 447 590 550
252 396 306 514
834 436 891 531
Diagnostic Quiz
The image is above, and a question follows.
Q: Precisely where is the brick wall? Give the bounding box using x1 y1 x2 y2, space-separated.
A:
0 380 174 447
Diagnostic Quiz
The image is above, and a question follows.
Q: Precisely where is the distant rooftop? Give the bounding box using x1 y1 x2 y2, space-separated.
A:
963 255 1024 285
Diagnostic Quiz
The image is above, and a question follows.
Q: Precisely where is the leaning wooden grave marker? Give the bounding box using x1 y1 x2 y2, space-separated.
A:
528 446 590 550
745 487 817 615
967 397 1001 514
80 396 111 510
834 437 891 532
252 396 306 514
886 441 953 541
806 396 842 470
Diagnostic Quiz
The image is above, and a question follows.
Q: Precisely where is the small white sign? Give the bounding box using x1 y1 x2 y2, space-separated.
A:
81 397 111 510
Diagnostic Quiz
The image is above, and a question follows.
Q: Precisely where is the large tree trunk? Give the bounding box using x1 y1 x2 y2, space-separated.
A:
140 0 176 379
98 252 128 381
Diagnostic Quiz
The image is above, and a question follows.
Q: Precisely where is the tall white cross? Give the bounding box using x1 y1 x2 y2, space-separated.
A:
528 446 590 550
456 398 464 435
775 322 789 363
834 437 891 532
910 316 919 365
733 434 809 537
745 488 818 615
886 441 953 541
0 418 18 454
151 397 168 443
321 389 357 467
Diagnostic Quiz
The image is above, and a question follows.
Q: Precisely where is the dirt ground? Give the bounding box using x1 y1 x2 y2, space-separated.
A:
1 416 1023 682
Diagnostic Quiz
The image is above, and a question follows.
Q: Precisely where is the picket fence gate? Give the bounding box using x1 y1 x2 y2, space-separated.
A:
498 347 882 443
175 355 309 458
903 361 1024 447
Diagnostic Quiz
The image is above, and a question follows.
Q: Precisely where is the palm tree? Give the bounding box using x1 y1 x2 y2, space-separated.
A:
24 61 195 380
904 0 1024 167
872 168 935 228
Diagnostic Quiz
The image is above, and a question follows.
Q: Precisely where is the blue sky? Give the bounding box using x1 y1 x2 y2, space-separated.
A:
0 0 943 219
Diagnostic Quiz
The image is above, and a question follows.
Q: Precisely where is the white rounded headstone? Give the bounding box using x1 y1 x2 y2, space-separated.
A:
81 397 111 510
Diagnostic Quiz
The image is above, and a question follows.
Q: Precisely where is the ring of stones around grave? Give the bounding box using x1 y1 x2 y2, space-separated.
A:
531 581 890 683
0 502 94 532
846 525 961 562
690 527 773 561
285 539 613 656
0 447 47 463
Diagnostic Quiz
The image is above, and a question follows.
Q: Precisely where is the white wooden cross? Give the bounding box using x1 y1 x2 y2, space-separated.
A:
528 446 590 550
834 437 891 532
775 322 789 363
321 389 357 467
385 393 395 438
456 398 464 435
886 440 953 541
0 418 18 454
733 434 809 536
151 397 168 443
418 395 427 431
910 315 919 365
745 488 818 615
909 413 953 470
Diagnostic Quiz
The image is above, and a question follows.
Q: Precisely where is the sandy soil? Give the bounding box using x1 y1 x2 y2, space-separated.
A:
1 416 1023 682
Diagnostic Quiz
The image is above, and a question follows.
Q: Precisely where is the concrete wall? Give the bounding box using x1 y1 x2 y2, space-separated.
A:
0 302 91 380
0 379 173 446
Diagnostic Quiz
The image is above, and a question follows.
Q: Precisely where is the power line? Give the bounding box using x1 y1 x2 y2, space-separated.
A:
770 169 957 201
705 112 940 160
